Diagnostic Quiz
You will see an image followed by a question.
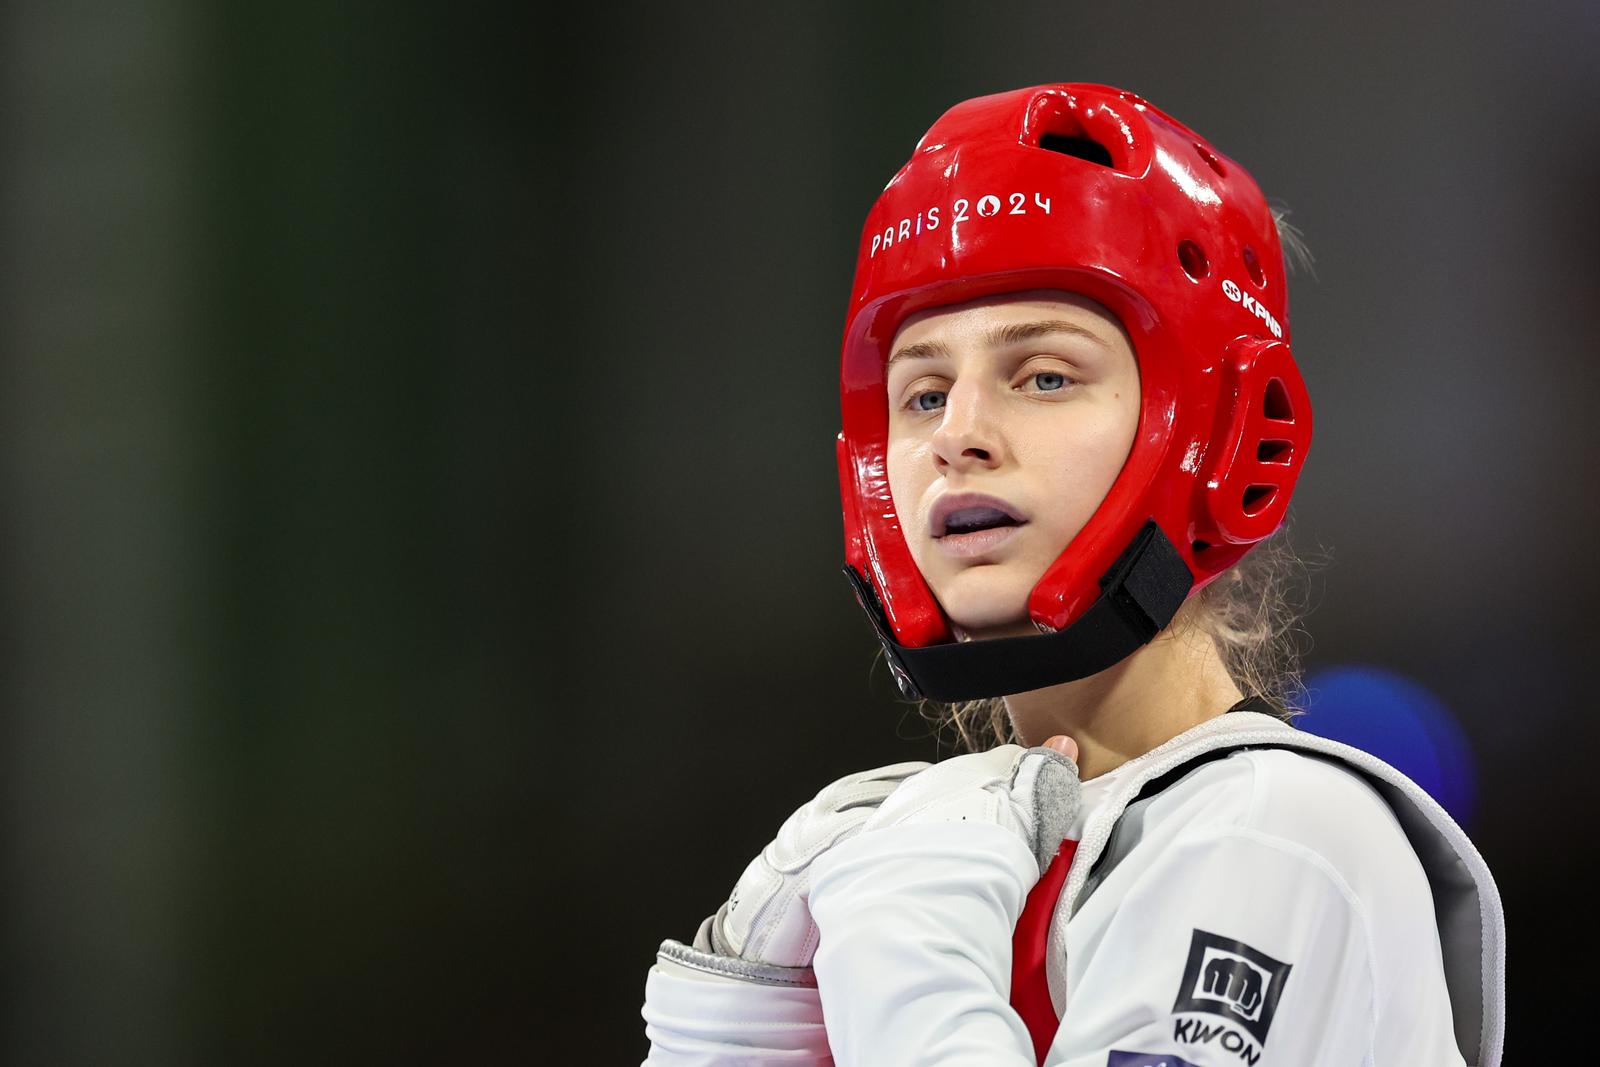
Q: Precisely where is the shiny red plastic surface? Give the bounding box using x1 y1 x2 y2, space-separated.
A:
1009 836 1077 1063
838 83 1313 648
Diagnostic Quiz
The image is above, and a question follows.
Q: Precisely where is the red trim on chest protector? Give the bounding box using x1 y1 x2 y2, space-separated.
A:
1010 837 1077 1064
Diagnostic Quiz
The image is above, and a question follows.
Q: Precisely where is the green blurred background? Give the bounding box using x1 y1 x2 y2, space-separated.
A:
3 1 1595 1063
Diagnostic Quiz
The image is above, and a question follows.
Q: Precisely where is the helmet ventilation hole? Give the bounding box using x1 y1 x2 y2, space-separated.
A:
1243 245 1267 287
1177 240 1209 281
1263 377 1293 420
1257 438 1293 464
1038 133 1114 168
1194 143 1227 178
1242 484 1277 515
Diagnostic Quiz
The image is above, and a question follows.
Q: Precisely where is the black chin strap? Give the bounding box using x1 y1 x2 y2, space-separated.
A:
845 520 1194 702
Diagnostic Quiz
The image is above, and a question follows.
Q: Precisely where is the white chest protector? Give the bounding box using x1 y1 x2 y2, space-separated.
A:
1009 708 1505 1066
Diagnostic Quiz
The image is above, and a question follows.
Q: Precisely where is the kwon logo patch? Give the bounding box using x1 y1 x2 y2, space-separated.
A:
1172 929 1291 1043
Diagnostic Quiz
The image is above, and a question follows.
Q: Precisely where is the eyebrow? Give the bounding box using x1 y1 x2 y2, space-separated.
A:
886 319 1110 368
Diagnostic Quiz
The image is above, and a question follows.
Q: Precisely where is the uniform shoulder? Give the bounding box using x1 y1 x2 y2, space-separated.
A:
1236 746 1395 823
1137 740 1391 823
1121 733 1440 895
1184 747 1422 894
1128 744 1417 875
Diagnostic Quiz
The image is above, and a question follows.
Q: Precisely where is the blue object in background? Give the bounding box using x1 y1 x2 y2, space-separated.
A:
1296 665 1478 828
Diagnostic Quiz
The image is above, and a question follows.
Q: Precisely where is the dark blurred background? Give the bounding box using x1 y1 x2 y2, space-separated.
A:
2 1 1594 1063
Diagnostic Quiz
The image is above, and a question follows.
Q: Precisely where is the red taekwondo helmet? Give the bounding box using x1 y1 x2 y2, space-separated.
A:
837 83 1313 702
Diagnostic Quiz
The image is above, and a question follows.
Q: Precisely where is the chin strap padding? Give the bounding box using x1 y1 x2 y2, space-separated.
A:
845 521 1193 702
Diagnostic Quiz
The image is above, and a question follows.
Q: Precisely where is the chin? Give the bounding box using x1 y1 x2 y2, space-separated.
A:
939 575 1038 640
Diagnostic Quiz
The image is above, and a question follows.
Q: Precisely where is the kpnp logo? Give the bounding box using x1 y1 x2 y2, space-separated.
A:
1219 278 1283 338
1171 929 1292 1044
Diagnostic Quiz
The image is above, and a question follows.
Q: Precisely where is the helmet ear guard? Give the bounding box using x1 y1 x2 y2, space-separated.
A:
1198 338 1314 551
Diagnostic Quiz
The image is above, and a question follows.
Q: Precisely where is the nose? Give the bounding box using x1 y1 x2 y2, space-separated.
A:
931 379 1004 473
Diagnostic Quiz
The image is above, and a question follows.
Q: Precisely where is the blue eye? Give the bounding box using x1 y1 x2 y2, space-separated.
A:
1033 371 1068 391
912 390 947 411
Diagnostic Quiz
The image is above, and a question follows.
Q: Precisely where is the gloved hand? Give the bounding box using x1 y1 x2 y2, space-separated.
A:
641 759 930 1066
853 740 1079 871
707 759 931 967
807 741 1081 1067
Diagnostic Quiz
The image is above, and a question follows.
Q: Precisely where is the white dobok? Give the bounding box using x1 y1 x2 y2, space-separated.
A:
640 710 1505 1067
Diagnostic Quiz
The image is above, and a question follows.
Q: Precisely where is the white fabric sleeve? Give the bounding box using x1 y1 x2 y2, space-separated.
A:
1043 828 1390 1067
807 821 1040 1067
639 957 832 1066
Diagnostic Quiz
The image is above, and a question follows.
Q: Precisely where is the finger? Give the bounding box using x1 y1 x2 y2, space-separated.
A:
1044 734 1079 762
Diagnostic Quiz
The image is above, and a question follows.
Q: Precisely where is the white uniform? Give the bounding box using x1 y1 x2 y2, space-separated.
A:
641 711 1505 1066
1043 739 1464 1063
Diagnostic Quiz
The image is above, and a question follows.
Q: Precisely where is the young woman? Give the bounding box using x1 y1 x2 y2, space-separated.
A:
640 82 1505 1066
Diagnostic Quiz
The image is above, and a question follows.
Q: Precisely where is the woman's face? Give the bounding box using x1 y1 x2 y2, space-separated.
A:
885 289 1141 640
